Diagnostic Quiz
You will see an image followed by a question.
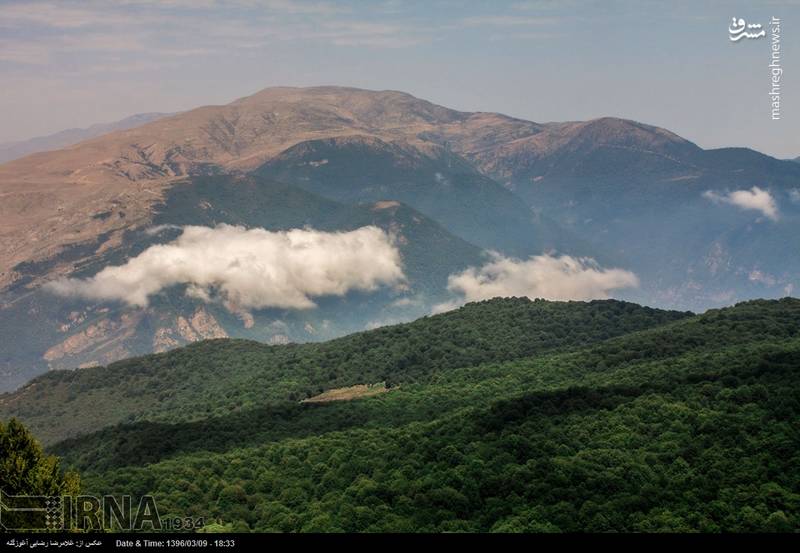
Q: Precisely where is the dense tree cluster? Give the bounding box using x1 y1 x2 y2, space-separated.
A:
83 337 800 532
3 298 800 532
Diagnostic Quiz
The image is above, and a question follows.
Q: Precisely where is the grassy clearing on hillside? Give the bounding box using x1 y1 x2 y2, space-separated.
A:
301 383 391 403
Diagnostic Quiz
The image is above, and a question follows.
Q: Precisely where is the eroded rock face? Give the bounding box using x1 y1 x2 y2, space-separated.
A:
155 307 229 353
153 327 181 353
177 307 228 342
44 311 142 363
175 315 200 342
190 307 228 339
237 311 255 329
43 305 228 369
44 320 115 361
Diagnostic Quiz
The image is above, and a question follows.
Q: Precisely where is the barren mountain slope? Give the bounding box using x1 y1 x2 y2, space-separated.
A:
0 87 547 289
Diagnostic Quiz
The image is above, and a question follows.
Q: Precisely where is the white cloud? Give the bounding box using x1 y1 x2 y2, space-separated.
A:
47 225 405 310
143 224 182 236
435 253 638 312
748 269 776 286
703 186 779 220
389 296 422 308
789 189 800 204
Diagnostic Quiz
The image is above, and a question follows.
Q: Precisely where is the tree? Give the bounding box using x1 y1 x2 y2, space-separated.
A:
0 418 80 497
0 418 81 531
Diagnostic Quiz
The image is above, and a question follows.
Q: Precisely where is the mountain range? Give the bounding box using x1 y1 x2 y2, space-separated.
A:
1 85 798 392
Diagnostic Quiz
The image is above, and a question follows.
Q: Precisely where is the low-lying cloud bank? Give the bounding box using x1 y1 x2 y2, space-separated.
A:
48 225 405 310
434 253 639 312
703 186 779 220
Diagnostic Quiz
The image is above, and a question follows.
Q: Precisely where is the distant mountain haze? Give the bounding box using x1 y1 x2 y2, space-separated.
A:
0 112 171 164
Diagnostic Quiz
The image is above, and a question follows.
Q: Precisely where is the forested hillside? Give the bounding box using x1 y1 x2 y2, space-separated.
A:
0 298 688 444
1 298 798 532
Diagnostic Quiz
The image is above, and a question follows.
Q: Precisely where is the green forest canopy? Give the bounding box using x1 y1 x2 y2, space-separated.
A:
2 297 799 532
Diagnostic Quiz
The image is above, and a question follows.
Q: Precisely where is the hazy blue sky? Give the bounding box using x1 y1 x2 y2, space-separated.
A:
1 0 797 157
